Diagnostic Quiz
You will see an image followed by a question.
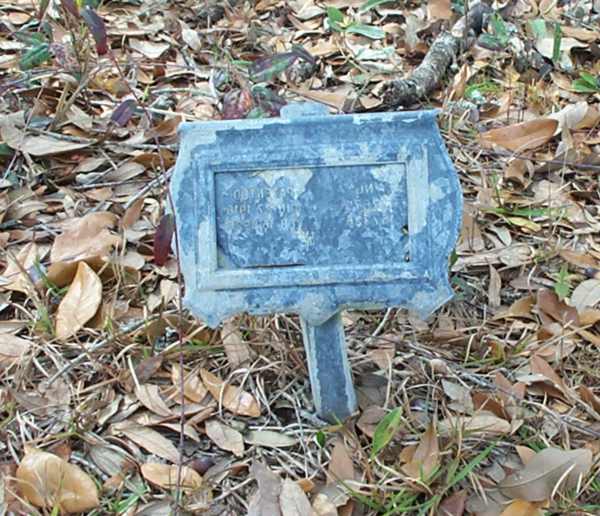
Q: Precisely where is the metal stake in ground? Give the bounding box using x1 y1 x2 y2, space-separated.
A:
301 313 357 422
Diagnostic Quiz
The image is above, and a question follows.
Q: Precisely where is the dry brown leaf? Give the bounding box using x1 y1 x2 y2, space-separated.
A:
129 39 170 59
579 385 600 413
427 0 452 20
180 20 203 52
245 430 297 448
500 499 545 516
549 101 600 134
116 424 179 463
55 262 102 340
356 406 386 438
535 35 586 63
141 463 202 490
135 384 172 417
472 392 510 421
45 261 86 289
559 249 598 269
498 447 592 502
16 448 99 513
442 380 474 413
368 344 394 369
171 364 208 403
122 197 145 229
221 319 251 367
147 116 181 138
570 279 600 312
488 265 502 308
466 489 510 516
280 478 316 516
504 159 532 187
529 355 568 395
439 412 512 436
248 462 282 516
311 492 338 516
480 119 558 152
134 355 163 384
328 439 354 483
205 419 244 457
516 446 537 465
561 25 600 41
0 334 31 368
50 212 120 264
135 413 200 442
402 422 440 479
437 489 467 516
536 289 579 326
288 85 352 111
579 308 600 326
399 444 417 464
1 242 46 294
200 369 261 417
499 296 535 320
458 211 485 253
0 121 91 156
88 444 136 477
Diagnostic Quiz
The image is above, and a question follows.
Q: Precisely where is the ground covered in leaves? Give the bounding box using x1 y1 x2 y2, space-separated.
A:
1 0 600 515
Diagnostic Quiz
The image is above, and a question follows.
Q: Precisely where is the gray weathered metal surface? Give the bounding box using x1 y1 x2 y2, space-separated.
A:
171 102 462 422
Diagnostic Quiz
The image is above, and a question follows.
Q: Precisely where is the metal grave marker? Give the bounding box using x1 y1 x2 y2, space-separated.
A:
171 102 462 422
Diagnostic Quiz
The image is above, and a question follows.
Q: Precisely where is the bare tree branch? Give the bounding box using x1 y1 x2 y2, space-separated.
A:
383 2 493 108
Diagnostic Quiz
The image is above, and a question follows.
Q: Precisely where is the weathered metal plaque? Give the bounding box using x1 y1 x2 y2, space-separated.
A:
171 103 462 421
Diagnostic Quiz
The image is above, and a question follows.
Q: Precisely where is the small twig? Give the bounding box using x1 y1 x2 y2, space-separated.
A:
123 167 173 210
70 178 155 190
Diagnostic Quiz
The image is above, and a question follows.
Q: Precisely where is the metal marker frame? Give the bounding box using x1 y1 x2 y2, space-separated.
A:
171 103 462 422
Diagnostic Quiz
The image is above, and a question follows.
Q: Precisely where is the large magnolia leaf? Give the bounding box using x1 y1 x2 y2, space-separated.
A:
55 262 102 340
16 448 99 513
0 334 31 368
498 447 592 502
